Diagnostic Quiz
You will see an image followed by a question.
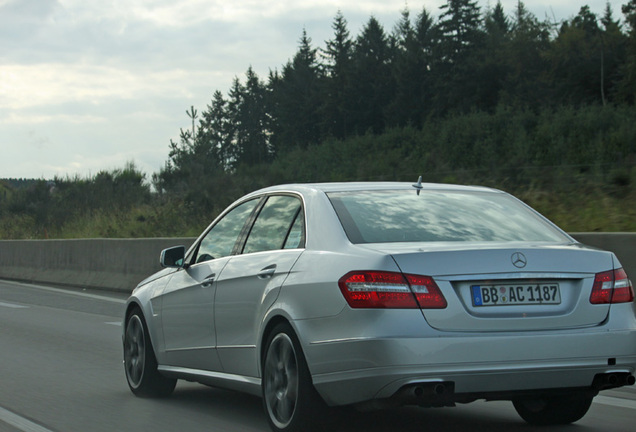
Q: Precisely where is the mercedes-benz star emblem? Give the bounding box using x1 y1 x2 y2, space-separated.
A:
511 252 527 268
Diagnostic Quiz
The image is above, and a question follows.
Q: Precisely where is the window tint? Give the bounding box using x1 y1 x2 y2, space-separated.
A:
243 195 303 254
196 199 259 263
328 190 569 244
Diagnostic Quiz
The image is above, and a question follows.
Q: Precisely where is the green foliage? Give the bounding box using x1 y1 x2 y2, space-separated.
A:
0 163 151 239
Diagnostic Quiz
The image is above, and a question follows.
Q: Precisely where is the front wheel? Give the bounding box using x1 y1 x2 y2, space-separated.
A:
513 393 593 425
123 308 176 397
262 323 327 432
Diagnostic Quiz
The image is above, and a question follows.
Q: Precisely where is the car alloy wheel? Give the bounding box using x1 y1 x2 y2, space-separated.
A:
123 308 176 397
262 323 328 432
124 314 146 389
264 332 299 429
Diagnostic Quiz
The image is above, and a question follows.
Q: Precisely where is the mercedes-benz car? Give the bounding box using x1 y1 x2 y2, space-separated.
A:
123 182 636 432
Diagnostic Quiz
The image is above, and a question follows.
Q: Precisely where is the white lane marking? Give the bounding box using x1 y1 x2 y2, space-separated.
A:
594 395 636 410
105 321 122 326
0 302 28 309
0 280 126 304
0 406 54 432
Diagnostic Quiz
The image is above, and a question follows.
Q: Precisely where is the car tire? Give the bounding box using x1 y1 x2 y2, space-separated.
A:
262 323 328 432
123 308 176 398
513 393 593 425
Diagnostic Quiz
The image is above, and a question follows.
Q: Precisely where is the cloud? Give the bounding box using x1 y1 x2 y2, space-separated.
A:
0 62 216 110
54 0 419 27
0 0 60 22
0 113 105 125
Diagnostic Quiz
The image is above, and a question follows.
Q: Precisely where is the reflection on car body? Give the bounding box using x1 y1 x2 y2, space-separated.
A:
123 182 636 432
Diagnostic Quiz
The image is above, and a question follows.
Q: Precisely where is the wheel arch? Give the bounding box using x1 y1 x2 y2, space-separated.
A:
124 300 143 322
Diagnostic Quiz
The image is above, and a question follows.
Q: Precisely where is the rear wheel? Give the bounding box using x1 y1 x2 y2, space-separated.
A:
262 323 327 432
123 308 176 397
513 393 593 425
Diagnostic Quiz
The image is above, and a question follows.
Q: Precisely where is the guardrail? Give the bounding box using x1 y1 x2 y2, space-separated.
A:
0 234 634 292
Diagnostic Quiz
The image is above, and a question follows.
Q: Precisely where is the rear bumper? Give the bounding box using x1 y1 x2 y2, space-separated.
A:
302 328 636 406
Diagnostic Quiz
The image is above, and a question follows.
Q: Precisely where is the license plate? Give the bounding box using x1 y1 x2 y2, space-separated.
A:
471 284 561 306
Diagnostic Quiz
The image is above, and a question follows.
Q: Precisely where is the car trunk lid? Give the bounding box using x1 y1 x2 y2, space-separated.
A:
360 242 614 332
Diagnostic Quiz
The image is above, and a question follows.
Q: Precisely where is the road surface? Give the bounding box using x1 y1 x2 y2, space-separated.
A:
1 279 634 431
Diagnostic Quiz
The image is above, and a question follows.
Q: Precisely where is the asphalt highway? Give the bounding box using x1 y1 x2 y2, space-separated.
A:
1 279 635 432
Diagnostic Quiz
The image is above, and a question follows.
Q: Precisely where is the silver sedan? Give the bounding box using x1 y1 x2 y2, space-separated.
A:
123 182 636 432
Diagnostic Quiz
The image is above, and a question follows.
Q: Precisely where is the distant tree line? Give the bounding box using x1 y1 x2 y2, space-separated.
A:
157 1 635 177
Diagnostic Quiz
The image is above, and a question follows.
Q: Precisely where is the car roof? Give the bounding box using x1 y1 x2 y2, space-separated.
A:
250 182 500 195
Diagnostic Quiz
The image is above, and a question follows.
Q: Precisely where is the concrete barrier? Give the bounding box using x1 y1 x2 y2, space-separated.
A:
0 238 194 292
0 234 634 293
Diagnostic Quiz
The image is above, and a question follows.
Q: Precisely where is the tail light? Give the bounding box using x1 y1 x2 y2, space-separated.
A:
590 268 634 304
338 271 447 309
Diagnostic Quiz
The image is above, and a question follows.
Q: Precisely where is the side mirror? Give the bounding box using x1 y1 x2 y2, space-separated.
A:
160 245 186 268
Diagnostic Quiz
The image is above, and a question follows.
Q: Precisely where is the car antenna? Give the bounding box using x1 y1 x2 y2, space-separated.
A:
412 176 423 196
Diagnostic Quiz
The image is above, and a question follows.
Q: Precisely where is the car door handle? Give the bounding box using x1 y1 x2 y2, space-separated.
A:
201 273 216 287
258 265 277 279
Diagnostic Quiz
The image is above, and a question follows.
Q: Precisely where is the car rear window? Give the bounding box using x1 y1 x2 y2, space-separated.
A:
327 190 569 244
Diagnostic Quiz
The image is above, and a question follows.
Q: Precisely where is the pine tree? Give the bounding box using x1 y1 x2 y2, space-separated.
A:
548 6 605 104
433 0 485 113
321 11 354 138
437 0 483 62
485 1 510 37
478 1 511 110
388 7 435 127
350 17 394 134
599 2 627 103
230 67 270 165
269 29 323 150
500 1 551 108
199 90 234 170
618 0 636 102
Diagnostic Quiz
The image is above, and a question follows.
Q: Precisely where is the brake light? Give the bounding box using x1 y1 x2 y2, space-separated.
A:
338 271 447 309
590 268 634 304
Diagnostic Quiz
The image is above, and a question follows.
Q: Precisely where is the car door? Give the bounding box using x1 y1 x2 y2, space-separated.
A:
214 194 305 378
159 198 260 371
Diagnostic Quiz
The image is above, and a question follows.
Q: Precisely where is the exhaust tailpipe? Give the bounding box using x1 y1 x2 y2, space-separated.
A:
396 382 455 407
593 372 635 390
412 383 447 398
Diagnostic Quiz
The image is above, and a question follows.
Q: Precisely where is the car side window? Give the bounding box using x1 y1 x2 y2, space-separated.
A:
283 208 305 249
195 199 259 263
243 195 304 254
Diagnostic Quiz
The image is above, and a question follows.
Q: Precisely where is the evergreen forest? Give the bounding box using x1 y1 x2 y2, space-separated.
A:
2 0 636 239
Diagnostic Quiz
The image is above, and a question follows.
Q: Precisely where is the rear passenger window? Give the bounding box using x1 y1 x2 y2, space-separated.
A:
243 196 304 254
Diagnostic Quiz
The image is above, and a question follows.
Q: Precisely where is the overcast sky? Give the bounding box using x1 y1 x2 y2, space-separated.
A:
0 0 627 180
